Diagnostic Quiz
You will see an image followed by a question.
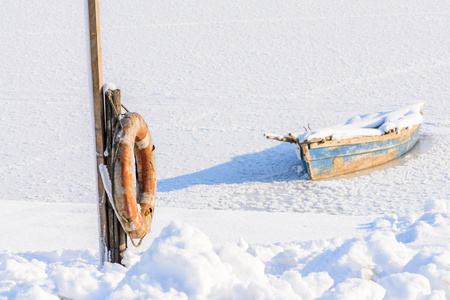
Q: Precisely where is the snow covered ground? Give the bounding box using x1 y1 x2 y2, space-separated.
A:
1 0 450 299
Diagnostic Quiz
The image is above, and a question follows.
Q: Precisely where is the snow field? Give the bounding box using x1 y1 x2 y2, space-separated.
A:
1 0 449 214
1 0 450 299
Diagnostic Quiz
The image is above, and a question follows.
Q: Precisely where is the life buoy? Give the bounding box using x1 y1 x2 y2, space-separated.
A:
112 112 156 240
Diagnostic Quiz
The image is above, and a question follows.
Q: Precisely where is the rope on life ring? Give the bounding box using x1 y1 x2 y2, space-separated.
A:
112 112 156 245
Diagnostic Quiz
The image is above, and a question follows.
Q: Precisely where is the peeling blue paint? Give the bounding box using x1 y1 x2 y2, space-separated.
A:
301 126 420 180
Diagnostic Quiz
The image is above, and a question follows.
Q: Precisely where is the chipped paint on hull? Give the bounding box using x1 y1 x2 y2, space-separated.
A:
301 125 420 180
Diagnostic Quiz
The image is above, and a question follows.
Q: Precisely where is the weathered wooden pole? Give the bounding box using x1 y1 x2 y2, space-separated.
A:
88 0 127 264
87 0 109 264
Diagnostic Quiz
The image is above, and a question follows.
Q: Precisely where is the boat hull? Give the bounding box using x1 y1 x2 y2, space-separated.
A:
299 125 420 180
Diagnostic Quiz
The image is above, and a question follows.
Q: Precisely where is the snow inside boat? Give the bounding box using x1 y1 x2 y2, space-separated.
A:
266 103 424 180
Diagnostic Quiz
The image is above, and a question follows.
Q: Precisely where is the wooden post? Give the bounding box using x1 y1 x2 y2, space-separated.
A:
105 90 128 264
104 90 115 262
88 0 109 264
114 90 128 261
88 0 128 264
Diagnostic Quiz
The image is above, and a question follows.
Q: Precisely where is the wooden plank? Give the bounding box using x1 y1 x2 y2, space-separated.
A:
88 0 108 263
112 90 128 261
105 89 127 264
307 131 414 161
104 90 116 263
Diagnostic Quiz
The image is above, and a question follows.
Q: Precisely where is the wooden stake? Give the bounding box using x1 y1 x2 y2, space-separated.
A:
105 89 128 264
88 0 108 264
113 90 128 261
105 90 116 263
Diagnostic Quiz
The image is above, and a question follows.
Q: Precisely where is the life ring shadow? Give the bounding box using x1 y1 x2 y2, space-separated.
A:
158 143 306 192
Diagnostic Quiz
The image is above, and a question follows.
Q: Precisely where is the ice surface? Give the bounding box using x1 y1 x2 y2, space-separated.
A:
1 0 450 298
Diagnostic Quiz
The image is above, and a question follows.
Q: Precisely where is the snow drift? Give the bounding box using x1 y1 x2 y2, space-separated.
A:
2 200 450 299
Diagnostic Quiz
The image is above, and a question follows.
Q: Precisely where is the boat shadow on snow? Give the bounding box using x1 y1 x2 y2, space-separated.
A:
158 143 306 192
158 135 431 192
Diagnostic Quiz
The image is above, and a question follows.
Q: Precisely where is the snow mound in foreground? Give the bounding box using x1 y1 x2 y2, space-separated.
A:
2 200 450 300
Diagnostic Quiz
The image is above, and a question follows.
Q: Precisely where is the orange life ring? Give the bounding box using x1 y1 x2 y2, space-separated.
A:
112 112 156 240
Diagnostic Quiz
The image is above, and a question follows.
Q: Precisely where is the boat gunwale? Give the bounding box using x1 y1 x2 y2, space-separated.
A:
303 124 421 150
305 132 417 162
301 124 421 180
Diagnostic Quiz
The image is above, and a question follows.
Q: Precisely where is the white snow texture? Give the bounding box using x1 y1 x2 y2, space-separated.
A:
1 0 450 299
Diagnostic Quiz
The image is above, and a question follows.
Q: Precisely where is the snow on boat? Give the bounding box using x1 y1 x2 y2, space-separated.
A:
266 103 424 180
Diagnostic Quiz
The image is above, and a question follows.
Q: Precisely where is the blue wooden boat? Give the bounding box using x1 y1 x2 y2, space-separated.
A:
294 124 420 180
266 104 423 180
